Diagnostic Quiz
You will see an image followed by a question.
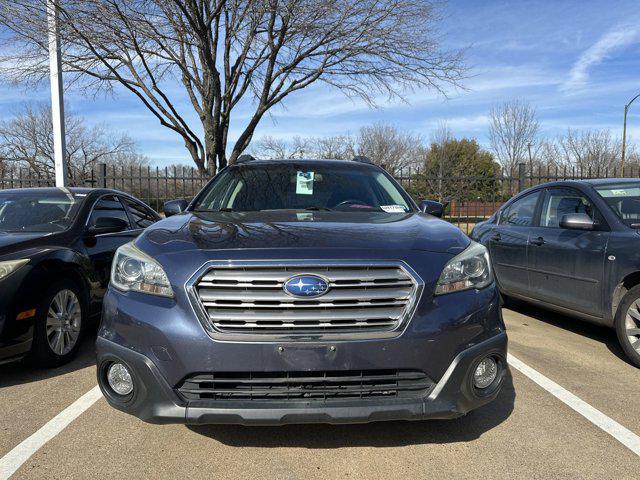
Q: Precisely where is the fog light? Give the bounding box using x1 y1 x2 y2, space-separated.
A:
473 357 498 389
107 363 133 396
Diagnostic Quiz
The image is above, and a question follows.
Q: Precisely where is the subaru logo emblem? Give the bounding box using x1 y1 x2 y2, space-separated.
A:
283 275 329 298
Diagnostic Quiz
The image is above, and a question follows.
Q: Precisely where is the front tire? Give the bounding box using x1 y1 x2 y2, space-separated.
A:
615 285 640 368
30 279 86 367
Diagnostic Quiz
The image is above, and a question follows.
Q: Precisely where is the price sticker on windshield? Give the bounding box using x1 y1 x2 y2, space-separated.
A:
381 205 406 213
296 171 314 195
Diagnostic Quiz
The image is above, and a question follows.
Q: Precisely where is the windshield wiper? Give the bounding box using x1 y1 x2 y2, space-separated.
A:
304 206 332 211
193 207 234 213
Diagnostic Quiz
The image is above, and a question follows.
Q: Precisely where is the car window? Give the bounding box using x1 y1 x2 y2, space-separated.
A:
193 164 414 213
0 191 83 233
539 188 599 228
122 198 157 229
499 191 540 227
88 195 131 229
594 182 640 228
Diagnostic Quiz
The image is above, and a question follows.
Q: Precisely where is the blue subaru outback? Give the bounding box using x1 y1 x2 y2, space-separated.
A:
97 157 507 425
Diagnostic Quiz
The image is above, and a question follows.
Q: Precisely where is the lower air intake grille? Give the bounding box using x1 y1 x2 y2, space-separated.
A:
177 370 433 402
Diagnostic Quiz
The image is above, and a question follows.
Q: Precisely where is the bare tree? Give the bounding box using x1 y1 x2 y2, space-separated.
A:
355 123 422 175
249 135 310 159
312 135 354 160
559 128 623 173
0 103 146 183
250 122 421 173
536 138 565 169
0 0 465 175
488 100 539 176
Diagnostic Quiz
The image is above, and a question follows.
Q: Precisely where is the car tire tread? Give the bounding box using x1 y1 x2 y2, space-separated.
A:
614 284 640 369
29 278 87 368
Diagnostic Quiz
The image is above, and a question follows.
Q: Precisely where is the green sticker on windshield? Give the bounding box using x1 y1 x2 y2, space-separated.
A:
611 189 627 196
296 171 314 195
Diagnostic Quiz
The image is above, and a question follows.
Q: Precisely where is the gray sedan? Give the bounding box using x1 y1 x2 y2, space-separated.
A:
472 179 640 367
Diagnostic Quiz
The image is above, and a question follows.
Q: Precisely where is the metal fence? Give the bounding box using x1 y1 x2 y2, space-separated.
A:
1 161 636 231
0 164 210 212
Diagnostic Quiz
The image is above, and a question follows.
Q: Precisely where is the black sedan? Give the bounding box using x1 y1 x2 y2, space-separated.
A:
472 179 640 367
0 187 160 366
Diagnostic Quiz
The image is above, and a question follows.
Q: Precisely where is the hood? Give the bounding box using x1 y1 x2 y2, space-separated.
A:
0 231 52 258
137 211 470 258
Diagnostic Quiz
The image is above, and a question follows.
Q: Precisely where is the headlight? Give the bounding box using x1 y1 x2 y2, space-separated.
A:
435 241 493 295
0 259 29 281
111 242 173 297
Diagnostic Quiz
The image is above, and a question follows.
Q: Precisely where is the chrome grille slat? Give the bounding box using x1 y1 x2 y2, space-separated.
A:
201 268 406 283
202 300 407 309
192 263 420 337
198 280 413 288
215 321 397 330
199 286 412 303
207 307 404 322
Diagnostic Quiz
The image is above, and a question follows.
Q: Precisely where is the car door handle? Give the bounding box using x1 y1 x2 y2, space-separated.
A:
530 236 545 246
491 233 501 242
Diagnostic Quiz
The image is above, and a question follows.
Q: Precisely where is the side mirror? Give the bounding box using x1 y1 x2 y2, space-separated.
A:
419 200 444 218
87 216 129 235
559 213 595 231
164 199 189 217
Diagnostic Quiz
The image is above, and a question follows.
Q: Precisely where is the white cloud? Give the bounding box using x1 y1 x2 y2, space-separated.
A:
563 24 640 91
424 115 490 132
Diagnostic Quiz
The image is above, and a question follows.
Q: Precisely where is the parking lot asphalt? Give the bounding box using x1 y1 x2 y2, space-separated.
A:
2 303 640 480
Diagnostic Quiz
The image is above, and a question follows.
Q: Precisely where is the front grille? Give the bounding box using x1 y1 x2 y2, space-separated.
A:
177 370 433 402
191 263 421 336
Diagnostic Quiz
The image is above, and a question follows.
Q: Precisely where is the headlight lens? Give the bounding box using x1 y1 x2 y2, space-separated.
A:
111 242 173 297
0 259 29 281
435 241 493 295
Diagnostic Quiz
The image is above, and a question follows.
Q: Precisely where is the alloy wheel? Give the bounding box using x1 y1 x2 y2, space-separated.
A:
625 300 640 354
46 289 82 356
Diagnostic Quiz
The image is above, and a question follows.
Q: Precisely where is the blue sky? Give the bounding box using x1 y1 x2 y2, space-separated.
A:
1 0 639 166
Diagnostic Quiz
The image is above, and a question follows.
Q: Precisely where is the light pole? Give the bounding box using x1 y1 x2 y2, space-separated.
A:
621 92 640 175
47 0 67 187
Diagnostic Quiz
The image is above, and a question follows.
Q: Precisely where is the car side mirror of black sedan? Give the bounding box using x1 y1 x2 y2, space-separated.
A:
87 217 129 236
559 213 595 231
419 200 444 218
164 199 189 217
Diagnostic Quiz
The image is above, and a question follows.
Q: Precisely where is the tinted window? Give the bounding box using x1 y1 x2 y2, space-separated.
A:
89 195 130 229
540 188 599 228
122 198 157 229
0 191 83 232
193 164 413 213
500 191 540 227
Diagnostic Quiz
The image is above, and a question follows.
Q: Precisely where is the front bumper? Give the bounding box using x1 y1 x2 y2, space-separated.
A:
96 332 507 425
97 246 507 426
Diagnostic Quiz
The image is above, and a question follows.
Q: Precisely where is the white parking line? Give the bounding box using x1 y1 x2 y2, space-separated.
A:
508 354 640 457
0 386 102 480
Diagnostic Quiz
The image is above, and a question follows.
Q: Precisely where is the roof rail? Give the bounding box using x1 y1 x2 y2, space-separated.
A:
236 154 256 164
352 155 373 164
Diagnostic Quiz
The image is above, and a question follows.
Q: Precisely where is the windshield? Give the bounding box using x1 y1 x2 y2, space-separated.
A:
594 182 640 227
193 164 414 213
0 191 83 233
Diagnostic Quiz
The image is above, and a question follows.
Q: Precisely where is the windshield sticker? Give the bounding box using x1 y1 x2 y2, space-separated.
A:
611 189 627 196
296 212 314 221
296 171 314 195
380 204 406 213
